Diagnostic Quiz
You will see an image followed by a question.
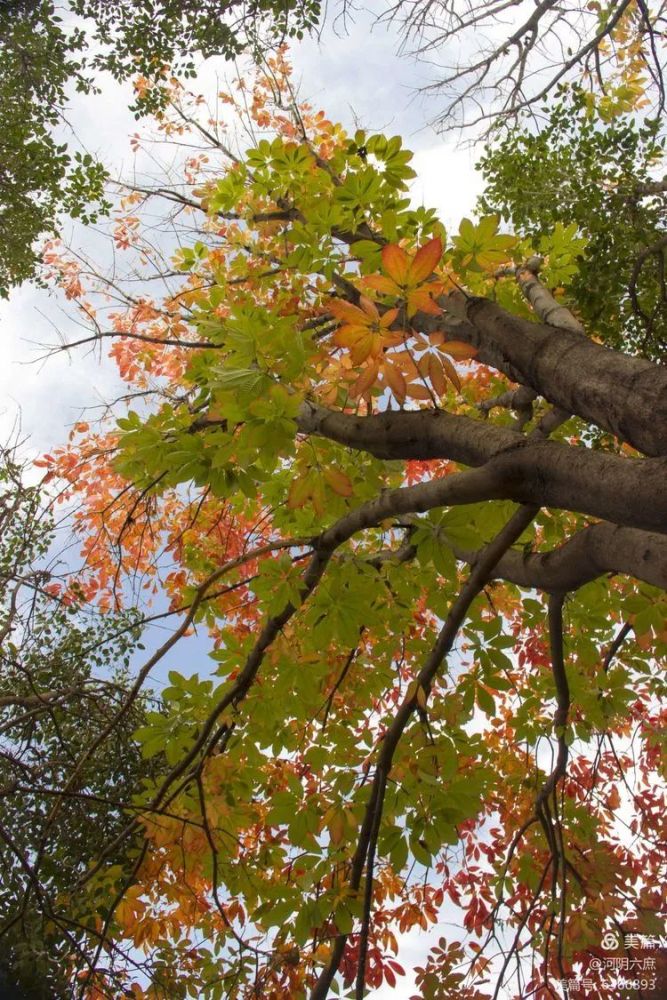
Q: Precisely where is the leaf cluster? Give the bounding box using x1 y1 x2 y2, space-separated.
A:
479 86 666 358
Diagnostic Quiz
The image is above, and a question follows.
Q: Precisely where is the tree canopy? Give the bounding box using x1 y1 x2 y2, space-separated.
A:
478 85 666 360
6 46 663 997
2 0 664 298
0 446 158 997
0 0 319 297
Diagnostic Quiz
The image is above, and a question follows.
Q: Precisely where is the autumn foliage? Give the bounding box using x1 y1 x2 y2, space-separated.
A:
21 47 667 1000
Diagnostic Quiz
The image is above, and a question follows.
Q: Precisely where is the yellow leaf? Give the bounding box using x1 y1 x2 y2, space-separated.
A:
328 808 346 846
324 467 354 497
344 807 358 829
334 328 377 365
334 324 371 348
311 479 326 517
288 472 312 509
381 243 411 285
405 679 419 702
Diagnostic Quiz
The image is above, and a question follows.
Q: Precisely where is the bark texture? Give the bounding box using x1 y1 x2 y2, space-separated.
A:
436 298 667 456
298 403 667 534
295 286 667 601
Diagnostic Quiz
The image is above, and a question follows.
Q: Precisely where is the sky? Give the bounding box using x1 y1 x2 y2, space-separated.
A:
0 8 509 996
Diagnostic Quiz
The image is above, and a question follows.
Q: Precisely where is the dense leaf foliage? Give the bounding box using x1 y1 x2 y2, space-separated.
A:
19 52 666 998
0 449 159 997
0 1 109 296
479 88 666 359
0 0 317 296
2 0 663 298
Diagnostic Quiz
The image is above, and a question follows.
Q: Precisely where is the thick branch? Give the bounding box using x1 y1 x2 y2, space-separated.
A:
433 297 667 456
514 267 585 336
298 403 667 534
635 176 667 197
454 522 667 593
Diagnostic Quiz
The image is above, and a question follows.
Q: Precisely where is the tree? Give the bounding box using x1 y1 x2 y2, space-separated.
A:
0 445 162 997
2 0 662 296
27 53 667 999
0 0 318 296
478 85 666 360
380 0 666 131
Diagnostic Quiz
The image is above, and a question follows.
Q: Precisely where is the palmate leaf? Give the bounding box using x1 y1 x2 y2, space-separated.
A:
380 237 443 289
409 237 444 284
381 243 412 285
453 215 517 272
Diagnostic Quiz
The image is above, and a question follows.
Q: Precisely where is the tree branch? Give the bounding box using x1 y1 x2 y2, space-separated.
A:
298 402 667 534
310 503 540 998
452 521 667 593
431 295 667 456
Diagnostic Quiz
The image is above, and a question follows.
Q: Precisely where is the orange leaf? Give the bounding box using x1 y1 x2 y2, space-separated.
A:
380 330 406 349
441 340 478 361
428 353 448 397
351 333 378 365
406 382 433 400
350 360 379 397
417 353 431 379
358 295 379 320
440 354 461 391
607 785 621 810
381 243 411 286
324 467 354 497
328 299 371 325
379 306 400 329
334 325 368 350
383 362 407 404
408 237 443 284
362 274 401 296
334 327 377 365
407 287 442 318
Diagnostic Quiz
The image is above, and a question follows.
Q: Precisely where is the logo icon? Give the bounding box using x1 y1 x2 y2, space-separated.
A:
601 931 619 951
